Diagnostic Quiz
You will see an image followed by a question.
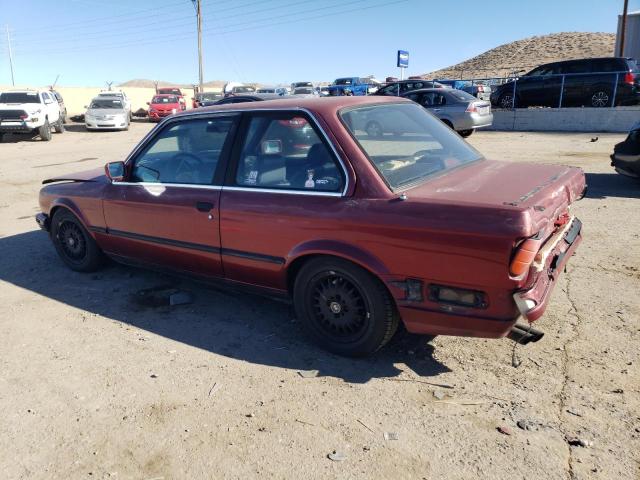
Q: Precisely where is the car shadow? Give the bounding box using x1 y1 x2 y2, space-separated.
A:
585 172 640 199
0 230 451 384
0 132 41 143
63 124 89 133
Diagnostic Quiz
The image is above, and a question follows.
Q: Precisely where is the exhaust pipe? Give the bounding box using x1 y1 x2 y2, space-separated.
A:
507 323 544 345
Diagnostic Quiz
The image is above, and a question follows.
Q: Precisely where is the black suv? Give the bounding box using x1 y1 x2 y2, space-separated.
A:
374 79 446 96
490 57 640 108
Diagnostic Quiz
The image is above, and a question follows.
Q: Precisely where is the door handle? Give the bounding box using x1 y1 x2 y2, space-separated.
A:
196 201 214 212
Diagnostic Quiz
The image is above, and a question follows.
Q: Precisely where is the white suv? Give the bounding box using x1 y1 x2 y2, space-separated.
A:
0 89 64 141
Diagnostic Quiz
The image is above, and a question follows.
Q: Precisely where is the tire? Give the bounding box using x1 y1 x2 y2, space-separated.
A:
54 118 65 133
458 129 474 137
498 92 516 109
39 120 52 141
441 119 454 129
293 257 399 357
590 88 611 108
50 209 105 272
365 120 383 137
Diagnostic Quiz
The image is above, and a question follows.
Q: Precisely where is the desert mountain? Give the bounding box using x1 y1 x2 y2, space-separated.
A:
421 32 616 80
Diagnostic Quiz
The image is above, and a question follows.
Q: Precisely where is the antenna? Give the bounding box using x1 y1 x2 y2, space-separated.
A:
6 25 15 86
51 74 60 90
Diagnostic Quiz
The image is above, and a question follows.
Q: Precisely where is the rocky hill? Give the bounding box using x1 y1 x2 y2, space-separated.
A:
118 79 226 88
421 32 616 80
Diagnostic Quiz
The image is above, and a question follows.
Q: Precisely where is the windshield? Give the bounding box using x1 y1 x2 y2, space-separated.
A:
293 82 313 88
159 89 181 95
90 99 124 109
294 87 313 94
257 88 275 93
339 103 483 190
335 78 353 85
0 92 41 104
152 95 178 104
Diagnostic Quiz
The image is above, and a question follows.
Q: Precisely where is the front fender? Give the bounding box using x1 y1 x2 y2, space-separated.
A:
49 198 95 237
287 239 391 277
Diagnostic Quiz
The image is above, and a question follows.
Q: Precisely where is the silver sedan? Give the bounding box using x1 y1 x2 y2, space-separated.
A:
84 97 130 131
402 88 493 137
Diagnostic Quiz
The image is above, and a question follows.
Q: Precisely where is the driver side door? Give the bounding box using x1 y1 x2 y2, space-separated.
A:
101 114 239 278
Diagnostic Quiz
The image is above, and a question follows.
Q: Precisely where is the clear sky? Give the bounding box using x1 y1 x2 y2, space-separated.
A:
0 0 635 87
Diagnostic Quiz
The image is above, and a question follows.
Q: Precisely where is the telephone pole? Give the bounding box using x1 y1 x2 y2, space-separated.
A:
619 0 629 56
6 25 15 86
192 0 203 92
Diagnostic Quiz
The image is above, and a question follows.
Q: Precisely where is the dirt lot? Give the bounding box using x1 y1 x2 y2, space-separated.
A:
0 124 638 480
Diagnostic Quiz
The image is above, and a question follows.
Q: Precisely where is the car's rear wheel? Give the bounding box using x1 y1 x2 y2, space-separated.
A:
458 129 474 137
54 118 65 133
51 209 105 272
441 119 454 129
590 89 611 108
39 120 52 141
293 257 399 357
365 120 383 137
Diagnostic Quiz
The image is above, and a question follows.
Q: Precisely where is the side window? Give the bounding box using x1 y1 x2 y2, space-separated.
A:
130 117 235 185
235 114 344 192
42 92 50 102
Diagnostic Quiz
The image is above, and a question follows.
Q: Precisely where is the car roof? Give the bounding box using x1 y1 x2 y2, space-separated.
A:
177 95 411 116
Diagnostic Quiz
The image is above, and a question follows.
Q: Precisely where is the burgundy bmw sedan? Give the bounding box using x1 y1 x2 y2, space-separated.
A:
36 97 585 356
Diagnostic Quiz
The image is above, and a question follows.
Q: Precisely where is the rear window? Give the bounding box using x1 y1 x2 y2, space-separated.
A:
0 92 42 104
340 103 483 190
335 78 353 85
448 90 477 101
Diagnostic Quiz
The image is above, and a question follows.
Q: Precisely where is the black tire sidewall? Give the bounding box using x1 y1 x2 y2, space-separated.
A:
51 209 104 272
39 120 51 141
293 258 397 356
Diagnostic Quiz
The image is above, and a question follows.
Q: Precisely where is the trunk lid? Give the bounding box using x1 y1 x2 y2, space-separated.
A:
405 159 586 237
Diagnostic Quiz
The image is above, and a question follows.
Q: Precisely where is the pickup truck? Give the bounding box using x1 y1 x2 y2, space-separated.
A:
327 77 371 96
0 89 64 141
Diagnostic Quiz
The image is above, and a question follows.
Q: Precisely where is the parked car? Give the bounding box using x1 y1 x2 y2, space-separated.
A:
147 94 182 122
435 79 492 101
327 77 371 96
84 96 130 131
212 94 281 105
490 57 640 109
225 85 257 97
36 96 585 356
291 81 314 90
317 86 330 97
398 88 493 137
611 121 640 178
157 87 186 110
375 79 447 96
97 90 132 119
50 90 67 123
0 89 64 141
192 92 224 108
292 87 316 96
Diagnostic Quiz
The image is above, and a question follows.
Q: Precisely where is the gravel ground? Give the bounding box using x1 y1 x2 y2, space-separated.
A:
0 124 638 480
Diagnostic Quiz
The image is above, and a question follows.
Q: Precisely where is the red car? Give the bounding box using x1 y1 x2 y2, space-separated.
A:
157 87 187 110
36 97 585 356
147 94 182 122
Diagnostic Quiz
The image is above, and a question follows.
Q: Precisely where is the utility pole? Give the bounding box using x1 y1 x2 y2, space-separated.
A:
619 0 629 56
192 0 203 92
6 25 15 86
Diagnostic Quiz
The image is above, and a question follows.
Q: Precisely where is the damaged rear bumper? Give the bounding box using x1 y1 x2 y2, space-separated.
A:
513 217 582 322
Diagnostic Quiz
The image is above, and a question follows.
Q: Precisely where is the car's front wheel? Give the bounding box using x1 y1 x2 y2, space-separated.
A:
51 209 105 272
39 120 52 141
293 257 399 357
54 118 65 133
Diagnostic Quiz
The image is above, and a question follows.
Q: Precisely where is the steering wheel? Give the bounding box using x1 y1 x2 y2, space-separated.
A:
173 152 203 183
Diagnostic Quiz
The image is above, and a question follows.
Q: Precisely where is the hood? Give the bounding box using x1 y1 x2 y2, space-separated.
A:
150 103 180 109
42 167 106 184
86 108 127 116
406 159 586 236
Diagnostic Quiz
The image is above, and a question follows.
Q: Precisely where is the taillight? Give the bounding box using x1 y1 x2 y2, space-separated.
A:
465 103 478 113
624 72 635 85
509 237 542 277
477 85 484 92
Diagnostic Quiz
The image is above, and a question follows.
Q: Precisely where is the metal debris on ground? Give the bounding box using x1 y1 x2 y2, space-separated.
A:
208 382 219 397
327 450 347 461
566 408 583 417
150 374 158 378
297 369 319 378
383 432 399 441
357 419 374 432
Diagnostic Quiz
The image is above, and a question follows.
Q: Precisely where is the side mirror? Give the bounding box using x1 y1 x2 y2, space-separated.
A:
105 161 125 182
